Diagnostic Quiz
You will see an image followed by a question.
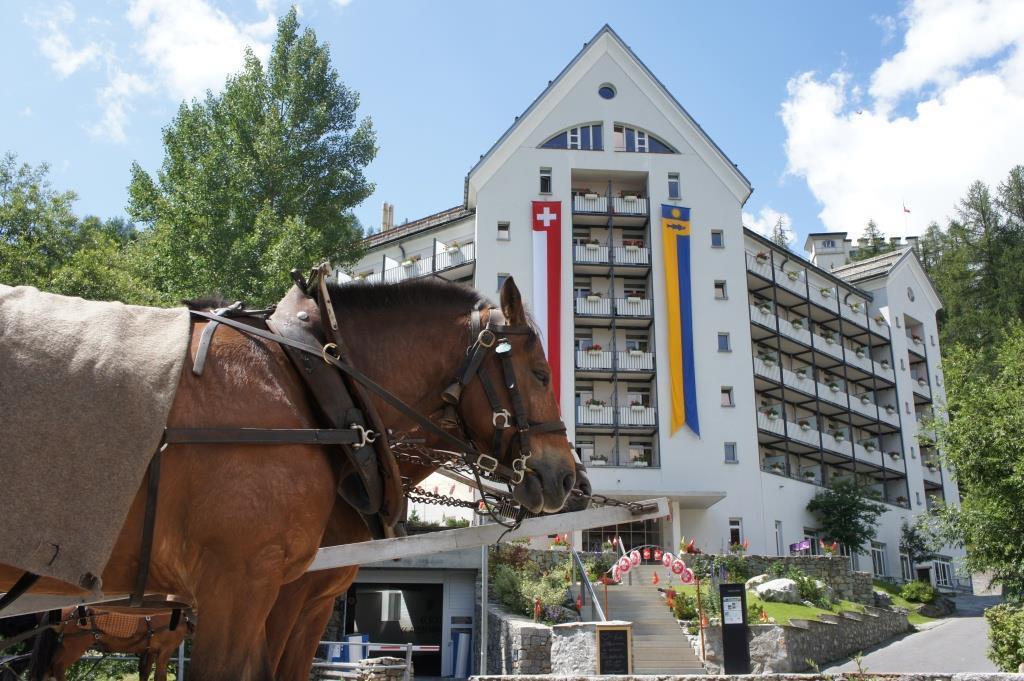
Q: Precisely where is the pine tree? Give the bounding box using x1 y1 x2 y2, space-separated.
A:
850 219 894 261
769 216 791 249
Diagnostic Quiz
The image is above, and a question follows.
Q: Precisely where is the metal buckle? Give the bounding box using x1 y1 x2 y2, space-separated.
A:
477 328 497 348
492 409 512 429
350 423 378 448
510 457 527 485
476 453 498 473
495 340 512 355
321 342 339 364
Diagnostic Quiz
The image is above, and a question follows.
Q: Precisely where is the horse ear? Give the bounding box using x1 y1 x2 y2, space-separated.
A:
500 276 526 325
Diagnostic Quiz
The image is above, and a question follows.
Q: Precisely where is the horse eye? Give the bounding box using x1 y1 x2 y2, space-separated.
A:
532 369 550 386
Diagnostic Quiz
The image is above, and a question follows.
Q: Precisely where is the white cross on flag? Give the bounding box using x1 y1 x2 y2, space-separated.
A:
531 201 561 404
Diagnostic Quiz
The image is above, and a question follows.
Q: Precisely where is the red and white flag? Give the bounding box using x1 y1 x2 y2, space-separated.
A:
531 201 561 404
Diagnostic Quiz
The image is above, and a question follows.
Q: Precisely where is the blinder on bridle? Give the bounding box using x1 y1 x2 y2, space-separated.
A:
440 306 567 486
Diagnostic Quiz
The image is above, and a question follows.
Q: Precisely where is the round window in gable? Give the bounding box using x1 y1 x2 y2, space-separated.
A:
907 286 915 302
598 83 616 100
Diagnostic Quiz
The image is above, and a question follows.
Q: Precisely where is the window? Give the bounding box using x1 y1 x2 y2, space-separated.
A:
900 358 906 370
931 334 936 346
717 332 731 352
497 273 509 291
598 83 616 99
576 440 594 463
497 221 510 241
628 440 653 466
711 230 724 248
724 442 738 464
935 558 953 587
802 528 821 556
720 386 734 407
541 124 602 150
668 172 680 199
625 333 648 352
728 518 743 546
775 521 784 556
539 168 552 194
612 124 675 153
626 384 651 408
714 280 728 299
574 329 594 351
822 239 836 249
916 491 922 506
900 553 913 581
870 541 887 577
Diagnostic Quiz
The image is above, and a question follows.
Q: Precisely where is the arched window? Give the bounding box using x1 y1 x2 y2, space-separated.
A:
613 124 676 153
540 123 603 151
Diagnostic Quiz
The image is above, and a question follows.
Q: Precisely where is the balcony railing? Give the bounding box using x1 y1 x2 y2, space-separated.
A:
749 303 776 328
576 350 612 371
617 350 654 371
778 318 811 345
577 404 613 426
788 420 820 446
922 462 943 485
753 357 780 382
912 378 932 399
821 431 852 455
746 252 773 279
879 406 900 426
874 360 895 380
572 195 649 216
614 297 652 317
612 245 651 266
817 382 849 408
574 243 609 264
850 395 879 419
575 296 612 316
840 303 869 327
845 348 874 373
756 412 784 435
812 332 844 359
357 241 475 284
777 269 807 297
618 406 656 427
783 367 816 394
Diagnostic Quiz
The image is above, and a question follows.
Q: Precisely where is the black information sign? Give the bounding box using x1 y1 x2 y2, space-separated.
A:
596 626 631 675
719 583 751 674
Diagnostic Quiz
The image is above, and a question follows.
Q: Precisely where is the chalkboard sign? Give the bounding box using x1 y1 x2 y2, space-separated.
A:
596 626 631 674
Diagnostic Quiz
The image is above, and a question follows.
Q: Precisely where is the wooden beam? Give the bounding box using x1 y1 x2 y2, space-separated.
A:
308 497 669 572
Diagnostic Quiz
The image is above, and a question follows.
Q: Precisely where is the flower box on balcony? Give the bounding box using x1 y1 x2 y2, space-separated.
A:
791 319 805 330
589 457 607 466
802 471 817 480
585 400 606 410
864 443 877 453
831 431 846 442
927 463 938 472
586 294 602 302
856 348 866 358
795 369 809 380
820 287 832 298
628 349 644 356
584 193 599 200
850 303 862 313
401 255 420 267
824 335 836 345
888 452 902 461
917 377 927 386
623 194 638 201
764 409 779 421
630 403 645 412
586 345 603 355
895 496 908 505
758 304 772 315
881 360 892 370
860 394 871 405
769 463 785 474
874 314 886 325
786 270 800 281
626 296 643 304
885 405 896 414
828 382 840 393
912 335 923 345
631 459 650 467
799 421 811 431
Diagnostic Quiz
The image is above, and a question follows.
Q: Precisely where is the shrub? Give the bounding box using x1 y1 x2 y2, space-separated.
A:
900 580 937 603
767 561 786 578
748 600 767 623
520 570 570 619
493 564 526 612
672 591 698 620
786 567 832 608
986 604 1024 672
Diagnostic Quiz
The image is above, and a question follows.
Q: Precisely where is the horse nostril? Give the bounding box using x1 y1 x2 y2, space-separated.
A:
561 471 575 495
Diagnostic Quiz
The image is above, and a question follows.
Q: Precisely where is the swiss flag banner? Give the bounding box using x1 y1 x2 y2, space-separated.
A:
531 201 562 404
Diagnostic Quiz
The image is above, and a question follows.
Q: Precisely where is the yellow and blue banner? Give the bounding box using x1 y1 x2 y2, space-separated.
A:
661 204 699 436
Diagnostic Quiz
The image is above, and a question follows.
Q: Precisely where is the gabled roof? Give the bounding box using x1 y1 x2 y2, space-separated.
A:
831 248 911 283
464 24 752 206
362 205 475 248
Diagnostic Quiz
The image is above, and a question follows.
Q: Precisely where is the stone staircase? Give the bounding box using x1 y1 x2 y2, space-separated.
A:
600 563 706 674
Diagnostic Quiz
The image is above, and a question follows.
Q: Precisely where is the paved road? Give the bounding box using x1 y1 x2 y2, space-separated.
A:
824 595 1003 673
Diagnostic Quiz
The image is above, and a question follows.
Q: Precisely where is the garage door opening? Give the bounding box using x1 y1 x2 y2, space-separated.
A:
346 583 444 676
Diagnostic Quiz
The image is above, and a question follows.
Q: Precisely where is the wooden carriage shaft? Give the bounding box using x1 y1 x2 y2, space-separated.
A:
307 497 670 571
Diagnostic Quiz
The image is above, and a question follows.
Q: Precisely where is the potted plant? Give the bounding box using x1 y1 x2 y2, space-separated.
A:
587 344 603 354
586 291 602 302
589 454 608 466
630 400 645 412
831 429 846 442
624 240 642 251
884 405 896 415
917 376 927 386
759 353 777 367
626 295 643 304
895 495 908 505
584 238 601 250
874 314 886 325
446 241 461 254
820 287 832 298
769 462 785 474
802 470 817 481
926 462 938 472
401 254 421 268
855 346 866 358
798 420 811 431
795 368 809 380
823 331 836 345
786 270 800 281
584 192 599 200
912 335 923 345
850 302 862 313
828 381 841 393
860 394 871 405
628 348 644 356
764 407 780 421
585 398 606 411
755 251 769 263
880 359 892 370
888 451 902 461
758 303 772 315
622 193 638 201
791 318 805 330
864 442 877 453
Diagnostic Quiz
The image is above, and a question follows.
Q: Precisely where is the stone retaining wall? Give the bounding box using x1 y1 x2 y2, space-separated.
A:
474 674 1024 681
485 605 551 675
702 605 910 673
734 555 874 604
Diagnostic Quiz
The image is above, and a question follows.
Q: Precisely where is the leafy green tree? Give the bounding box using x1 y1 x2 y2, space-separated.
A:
899 518 938 567
806 479 887 552
933 324 1024 602
128 8 376 305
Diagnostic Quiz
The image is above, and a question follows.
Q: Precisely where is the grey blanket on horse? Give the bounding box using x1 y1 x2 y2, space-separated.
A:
0 285 190 590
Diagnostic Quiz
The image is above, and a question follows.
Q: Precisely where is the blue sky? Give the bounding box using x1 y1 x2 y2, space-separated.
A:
3 0 1023 251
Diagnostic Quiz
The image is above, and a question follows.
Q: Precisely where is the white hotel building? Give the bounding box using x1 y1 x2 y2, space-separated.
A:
344 26 964 587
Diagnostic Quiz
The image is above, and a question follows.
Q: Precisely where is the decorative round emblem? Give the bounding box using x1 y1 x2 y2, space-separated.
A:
598 83 616 99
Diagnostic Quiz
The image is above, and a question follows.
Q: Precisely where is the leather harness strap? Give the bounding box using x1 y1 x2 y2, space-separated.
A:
131 442 164 607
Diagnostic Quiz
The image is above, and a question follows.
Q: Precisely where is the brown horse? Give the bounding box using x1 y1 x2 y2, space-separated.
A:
1 276 576 681
30 607 190 681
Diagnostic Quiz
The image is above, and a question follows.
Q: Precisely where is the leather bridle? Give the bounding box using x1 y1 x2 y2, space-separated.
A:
439 305 568 487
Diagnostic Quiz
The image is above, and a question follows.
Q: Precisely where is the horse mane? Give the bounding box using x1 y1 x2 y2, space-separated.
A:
326 278 489 315
181 295 233 311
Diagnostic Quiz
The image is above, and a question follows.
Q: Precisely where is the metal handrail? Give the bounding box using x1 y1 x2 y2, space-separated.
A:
570 547 606 622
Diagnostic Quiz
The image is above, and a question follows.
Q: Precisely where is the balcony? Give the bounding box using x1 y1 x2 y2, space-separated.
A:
811 286 840 313
574 243 609 265
778 318 811 345
357 240 476 283
749 303 776 329
788 420 820 446
614 297 652 318
845 348 874 373
922 461 943 485
746 252 773 279
840 302 869 327
612 244 651 267
618 406 656 427
617 350 654 372
572 195 649 217
870 316 891 339
912 377 932 399
879 405 900 426
757 412 784 435
855 442 883 467
817 381 849 408
850 394 880 419
874 360 896 381
812 332 844 360
821 431 852 456
753 357 781 382
577 404 613 426
907 335 927 355
576 350 613 371
783 367 816 394
777 269 807 297
575 296 612 317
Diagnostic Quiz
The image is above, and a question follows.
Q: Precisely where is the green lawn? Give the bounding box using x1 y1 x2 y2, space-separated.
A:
872 580 937 626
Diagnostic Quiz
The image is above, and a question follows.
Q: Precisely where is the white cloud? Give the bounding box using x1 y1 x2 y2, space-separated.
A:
27 2 102 78
332 0 354 7
126 0 273 101
743 206 793 242
87 68 152 143
782 0 1024 239
19 106 33 117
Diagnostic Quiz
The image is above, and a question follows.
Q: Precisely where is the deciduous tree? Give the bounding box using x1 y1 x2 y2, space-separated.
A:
806 479 887 553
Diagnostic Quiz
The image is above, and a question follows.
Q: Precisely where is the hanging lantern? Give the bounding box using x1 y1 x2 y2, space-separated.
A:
618 556 632 574
661 552 674 567
651 571 660 585
629 550 640 567
680 568 695 584
671 558 685 575
642 547 651 560
654 549 663 561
